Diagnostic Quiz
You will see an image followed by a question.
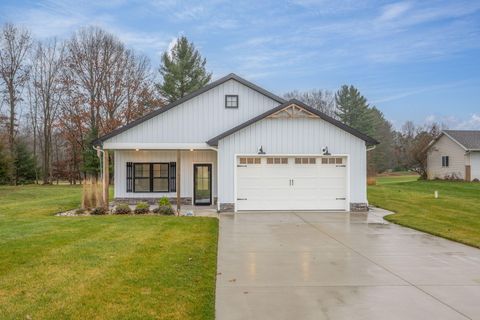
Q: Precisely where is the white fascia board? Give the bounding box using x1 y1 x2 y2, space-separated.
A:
103 142 212 150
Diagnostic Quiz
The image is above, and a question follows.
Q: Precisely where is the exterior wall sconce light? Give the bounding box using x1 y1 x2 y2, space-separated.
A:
258 146 266 154
322 146 330 155
135 148 139 151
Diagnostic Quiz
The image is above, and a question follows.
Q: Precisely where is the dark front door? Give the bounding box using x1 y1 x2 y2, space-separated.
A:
194 164 212 205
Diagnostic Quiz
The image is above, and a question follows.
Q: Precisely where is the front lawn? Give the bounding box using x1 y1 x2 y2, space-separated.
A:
0 185 218 320
368 178 480 248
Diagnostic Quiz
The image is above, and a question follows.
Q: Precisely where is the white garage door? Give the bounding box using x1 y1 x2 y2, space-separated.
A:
236 156 347 211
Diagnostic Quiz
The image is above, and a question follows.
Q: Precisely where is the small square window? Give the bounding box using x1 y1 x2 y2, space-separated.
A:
247 158 254 164
309 158 316 164
328 158 336 164
335 158 342 164
295 158 301 164
267 158 273 164
321 158 328 164
274 158 281 164
254 158 261 164
239 158 246 164
225 95 238 108
281 158 288 164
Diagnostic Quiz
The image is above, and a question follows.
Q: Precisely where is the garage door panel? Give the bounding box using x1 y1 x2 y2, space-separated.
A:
236 156 347 211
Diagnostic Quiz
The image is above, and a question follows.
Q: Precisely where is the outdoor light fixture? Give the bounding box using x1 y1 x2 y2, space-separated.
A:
135 148 139 151
322 146 330 155
190 148 194 151
258 145 266 154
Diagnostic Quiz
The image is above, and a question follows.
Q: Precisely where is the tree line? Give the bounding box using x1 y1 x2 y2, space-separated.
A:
0 22 439 185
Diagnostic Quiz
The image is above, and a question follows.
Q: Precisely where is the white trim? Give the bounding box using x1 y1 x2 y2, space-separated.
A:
103 142 212 150
192 161 214 206
233 153 350 212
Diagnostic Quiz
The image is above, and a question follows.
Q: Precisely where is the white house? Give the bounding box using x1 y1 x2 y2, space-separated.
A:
94 74 378 212
426 130 480 181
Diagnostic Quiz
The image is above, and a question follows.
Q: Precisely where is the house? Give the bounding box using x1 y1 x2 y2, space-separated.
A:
426 130 480 181
94 73 378 212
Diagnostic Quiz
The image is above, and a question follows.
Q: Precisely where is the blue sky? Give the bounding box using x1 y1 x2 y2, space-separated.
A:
1 0 479 129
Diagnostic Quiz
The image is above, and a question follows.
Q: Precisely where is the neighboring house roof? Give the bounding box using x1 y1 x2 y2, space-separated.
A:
442 130 480 151
206 99 379 146
94 73 286 145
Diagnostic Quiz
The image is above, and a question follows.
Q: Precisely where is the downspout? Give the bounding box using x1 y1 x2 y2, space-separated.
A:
93 145 104 179
366 145 376 152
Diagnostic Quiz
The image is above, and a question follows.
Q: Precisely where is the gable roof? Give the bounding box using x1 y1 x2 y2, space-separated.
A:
206 99 379 146
442 130 480 151
94 73 285 145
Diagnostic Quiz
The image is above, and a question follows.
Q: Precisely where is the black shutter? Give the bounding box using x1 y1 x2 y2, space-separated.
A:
169 162 176 192
126 162 133 192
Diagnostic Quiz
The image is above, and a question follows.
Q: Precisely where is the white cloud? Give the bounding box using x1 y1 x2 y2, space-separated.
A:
378 2 411 21
423 114 480 130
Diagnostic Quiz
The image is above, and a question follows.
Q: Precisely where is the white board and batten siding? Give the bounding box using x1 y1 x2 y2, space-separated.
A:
217 117 367 208
104 79 280 147
114 150 217 199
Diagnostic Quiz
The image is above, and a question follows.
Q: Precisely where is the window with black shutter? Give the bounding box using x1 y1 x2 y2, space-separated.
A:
126 162 133 192
127 162 176 193
169 162 176 192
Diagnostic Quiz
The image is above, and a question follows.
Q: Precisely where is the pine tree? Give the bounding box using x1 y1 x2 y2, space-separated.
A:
335 85 374 136
0 141 10 184
13 140 37 184
82 128 100 178
157 36 211 102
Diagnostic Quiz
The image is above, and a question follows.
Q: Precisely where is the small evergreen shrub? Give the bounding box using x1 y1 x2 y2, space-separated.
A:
153 196 175 215
115 203 132 214
91 207 108 215
134 201 150 214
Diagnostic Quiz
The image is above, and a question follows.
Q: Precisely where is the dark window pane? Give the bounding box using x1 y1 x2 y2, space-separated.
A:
153 178 168 192
134 179 150 192
135 164 150 177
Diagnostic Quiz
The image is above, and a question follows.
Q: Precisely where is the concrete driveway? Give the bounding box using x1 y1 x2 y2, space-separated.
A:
215 209 480 320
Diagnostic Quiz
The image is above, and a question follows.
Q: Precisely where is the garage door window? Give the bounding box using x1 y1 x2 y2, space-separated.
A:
239 157 261 164
266 157 288 164
321 157 343 164
295 157 316 164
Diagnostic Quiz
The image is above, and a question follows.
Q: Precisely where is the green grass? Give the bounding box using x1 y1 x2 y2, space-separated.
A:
368 177 480 248
0 184 218 320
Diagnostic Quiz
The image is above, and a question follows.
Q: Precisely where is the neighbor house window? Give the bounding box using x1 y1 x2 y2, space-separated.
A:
129 162 173 193
442 156 449 167
225 95 239 108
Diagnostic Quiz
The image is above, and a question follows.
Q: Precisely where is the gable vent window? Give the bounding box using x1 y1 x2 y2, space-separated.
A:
225 95 239 108
442 156 449 167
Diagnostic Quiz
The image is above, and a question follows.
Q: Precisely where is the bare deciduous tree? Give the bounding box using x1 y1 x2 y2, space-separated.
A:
0 23 31 183
31 39 65 184
284 89 336 117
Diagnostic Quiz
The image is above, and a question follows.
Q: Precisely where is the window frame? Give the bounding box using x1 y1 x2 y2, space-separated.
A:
225 95 239 108
441 156 449 167
133 162 170 193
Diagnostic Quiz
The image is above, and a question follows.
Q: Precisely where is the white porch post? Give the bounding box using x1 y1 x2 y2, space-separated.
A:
176 150 181 214
102 150 109 208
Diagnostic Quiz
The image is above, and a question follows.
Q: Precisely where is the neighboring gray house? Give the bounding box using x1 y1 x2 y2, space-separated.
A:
94 74 378 212
426 130 480 181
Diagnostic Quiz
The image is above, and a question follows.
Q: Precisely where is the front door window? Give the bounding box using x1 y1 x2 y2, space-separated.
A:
194 164 212 205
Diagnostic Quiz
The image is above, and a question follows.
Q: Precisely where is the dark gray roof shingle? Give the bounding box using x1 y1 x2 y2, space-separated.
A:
444 130 480 150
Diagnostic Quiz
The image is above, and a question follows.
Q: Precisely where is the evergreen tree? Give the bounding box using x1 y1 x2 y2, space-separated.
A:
369 107 395 173
157 36 211 102
335 85 374 136
0 141 10 184
82 128 100 177
13 140 37 184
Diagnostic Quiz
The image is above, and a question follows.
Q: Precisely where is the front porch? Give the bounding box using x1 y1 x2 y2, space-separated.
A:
101 147 219 212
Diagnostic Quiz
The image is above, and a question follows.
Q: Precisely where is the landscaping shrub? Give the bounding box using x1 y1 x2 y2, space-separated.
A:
473 178 479 183
134 201 150 214
115 203 132 214
153 196 175 215
91 207 108 215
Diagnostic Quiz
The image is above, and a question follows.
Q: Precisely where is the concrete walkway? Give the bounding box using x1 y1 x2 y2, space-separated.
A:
215 209 480 320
